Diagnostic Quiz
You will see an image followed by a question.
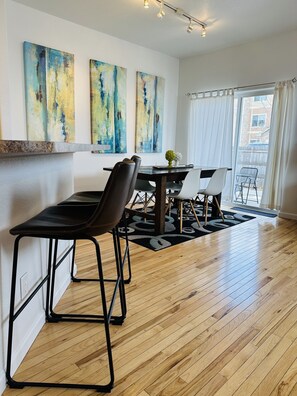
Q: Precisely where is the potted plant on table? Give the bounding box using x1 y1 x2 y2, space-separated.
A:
165 150 176 167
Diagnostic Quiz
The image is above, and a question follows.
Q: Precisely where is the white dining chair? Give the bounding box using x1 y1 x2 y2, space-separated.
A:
197 167 228 225
167 168 202 233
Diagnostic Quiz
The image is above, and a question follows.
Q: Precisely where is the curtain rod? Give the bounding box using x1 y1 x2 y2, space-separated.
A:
186 77 297 97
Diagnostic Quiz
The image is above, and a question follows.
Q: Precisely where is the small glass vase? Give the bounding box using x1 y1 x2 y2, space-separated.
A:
174 160 179 167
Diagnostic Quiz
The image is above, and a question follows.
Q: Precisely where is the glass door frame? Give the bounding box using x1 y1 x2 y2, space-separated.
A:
232 86 274 209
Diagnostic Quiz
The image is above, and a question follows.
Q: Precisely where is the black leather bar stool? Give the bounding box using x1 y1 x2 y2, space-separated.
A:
59 155 141 284
46 156 140 344
6 160 135 393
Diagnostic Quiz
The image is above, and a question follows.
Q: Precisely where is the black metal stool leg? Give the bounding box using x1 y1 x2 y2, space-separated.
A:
45 239 53 320
47 239 59 322
122 212 132 284
70 239 77 281
112 227 127 323
92 236 114 390
6 236 24 389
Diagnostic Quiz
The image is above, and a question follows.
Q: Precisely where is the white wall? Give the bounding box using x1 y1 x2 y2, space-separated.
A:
0 2 73 391
0 0 11 139
0 154 74 394
5 0 180 191
177 30 297 217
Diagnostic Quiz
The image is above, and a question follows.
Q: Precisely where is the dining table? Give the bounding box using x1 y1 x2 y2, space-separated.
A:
104 164 230 235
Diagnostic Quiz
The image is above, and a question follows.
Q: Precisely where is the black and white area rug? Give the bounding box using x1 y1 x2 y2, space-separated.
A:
118 208 255 251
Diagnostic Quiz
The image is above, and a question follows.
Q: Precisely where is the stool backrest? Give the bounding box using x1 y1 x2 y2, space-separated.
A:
127 155 141 202
87 160 135 235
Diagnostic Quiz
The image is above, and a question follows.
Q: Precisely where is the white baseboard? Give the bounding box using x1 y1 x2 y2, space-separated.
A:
10 272 70 376
1 241 72 394
53 272 71 307
0 369 6 395
11 312 45 375
279 211 297 220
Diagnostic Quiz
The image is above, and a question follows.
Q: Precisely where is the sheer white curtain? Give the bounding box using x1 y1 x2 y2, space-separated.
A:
187 90 234 200
261 80 295 210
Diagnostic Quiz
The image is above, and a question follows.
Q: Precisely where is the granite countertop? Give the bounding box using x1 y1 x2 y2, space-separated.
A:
0 140 108 157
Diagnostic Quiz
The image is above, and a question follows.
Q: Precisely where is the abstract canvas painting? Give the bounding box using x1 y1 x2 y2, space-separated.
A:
90 59 127 153
135 71 165 153
24 41 75 142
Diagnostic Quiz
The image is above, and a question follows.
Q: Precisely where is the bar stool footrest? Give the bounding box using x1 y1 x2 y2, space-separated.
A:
46 312 126 324
7 378 113 393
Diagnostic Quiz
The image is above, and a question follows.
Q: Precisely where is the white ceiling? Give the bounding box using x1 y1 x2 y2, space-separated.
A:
12 0 297 59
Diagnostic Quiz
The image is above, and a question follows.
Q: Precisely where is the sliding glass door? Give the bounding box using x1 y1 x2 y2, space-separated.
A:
233 89 274 207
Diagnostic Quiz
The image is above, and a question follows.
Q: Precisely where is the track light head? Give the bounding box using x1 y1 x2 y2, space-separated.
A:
144 0 149 9
201 26 206 37
187 19 193 33
157 0 165 18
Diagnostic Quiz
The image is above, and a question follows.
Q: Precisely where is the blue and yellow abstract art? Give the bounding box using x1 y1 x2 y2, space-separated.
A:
135 71 165 153
90 59 127 153
24 41 75 142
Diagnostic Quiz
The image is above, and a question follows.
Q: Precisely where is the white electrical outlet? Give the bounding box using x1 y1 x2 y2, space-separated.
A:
20 273 29 299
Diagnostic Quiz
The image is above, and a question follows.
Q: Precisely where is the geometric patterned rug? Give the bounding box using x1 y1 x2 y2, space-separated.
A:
118 207 255 251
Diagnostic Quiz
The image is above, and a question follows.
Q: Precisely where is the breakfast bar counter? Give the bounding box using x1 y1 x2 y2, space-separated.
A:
0 139 105 157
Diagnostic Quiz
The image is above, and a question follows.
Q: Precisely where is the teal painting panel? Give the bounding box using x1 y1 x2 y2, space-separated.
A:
135 71 164 153
23 41 75 142
24 41 47 140
90 59 127 153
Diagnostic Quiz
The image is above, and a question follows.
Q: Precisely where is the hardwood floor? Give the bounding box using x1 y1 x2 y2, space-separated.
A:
4 213 297 395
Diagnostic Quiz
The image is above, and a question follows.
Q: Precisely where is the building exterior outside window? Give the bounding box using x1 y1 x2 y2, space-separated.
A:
252 114 266 127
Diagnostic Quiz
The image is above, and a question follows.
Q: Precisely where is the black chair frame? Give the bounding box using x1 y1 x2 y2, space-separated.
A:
6 227 128 392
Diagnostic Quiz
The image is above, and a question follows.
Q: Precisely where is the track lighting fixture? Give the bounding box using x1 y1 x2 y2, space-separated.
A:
143 0 207 37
